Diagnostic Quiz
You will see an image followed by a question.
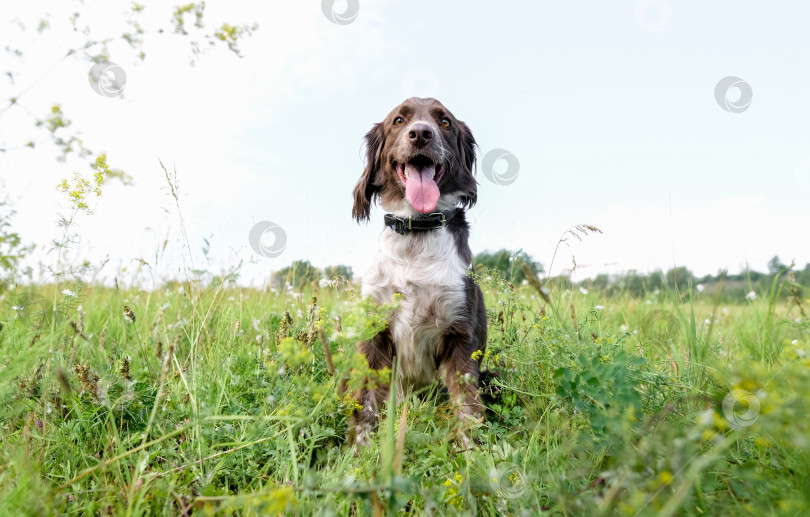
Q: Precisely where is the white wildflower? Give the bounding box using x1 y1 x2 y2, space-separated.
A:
745 291 757 301
698 409 714 426
579 287 589 295
62 289 77 297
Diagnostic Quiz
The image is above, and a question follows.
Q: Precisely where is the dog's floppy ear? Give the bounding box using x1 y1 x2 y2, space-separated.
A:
352 122 385 223
456 120 478 209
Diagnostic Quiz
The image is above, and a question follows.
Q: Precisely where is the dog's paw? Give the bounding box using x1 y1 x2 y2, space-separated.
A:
456 431 473 451
459 405 484 426
352 423 372 455
452 409 483 451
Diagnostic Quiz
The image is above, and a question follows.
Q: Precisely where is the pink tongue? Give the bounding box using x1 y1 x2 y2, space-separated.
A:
404 164 440 213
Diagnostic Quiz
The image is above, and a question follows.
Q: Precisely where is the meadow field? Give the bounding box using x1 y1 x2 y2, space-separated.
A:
3 1 810 515
1 265 808 516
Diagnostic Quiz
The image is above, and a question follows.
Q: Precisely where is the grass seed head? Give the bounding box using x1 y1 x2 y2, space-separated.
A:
73 364 100 401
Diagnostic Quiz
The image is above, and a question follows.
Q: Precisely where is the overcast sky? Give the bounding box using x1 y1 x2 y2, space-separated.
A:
2 1 809 288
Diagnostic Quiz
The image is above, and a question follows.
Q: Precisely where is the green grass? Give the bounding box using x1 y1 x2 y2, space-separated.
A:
1 273 809 516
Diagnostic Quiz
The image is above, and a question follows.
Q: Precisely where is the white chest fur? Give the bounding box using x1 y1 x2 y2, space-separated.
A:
361 227 469 387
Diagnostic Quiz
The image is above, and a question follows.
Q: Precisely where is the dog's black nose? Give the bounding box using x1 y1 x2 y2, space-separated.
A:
408 123 433 147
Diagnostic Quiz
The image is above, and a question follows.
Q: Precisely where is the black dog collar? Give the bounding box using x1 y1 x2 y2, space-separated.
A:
383 208 460 235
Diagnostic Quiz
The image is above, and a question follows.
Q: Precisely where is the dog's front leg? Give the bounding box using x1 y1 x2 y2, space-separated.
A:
350 328 394 447
438 328 484 449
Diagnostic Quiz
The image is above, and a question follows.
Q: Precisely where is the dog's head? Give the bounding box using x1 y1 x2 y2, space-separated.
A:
352 97 477 222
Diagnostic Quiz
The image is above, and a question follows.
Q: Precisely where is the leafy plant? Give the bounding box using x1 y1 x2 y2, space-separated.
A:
553 351 646 438
0 196 33 278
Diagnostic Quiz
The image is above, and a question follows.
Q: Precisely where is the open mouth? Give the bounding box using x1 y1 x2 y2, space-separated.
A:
396 155 446 214
396 154 445 184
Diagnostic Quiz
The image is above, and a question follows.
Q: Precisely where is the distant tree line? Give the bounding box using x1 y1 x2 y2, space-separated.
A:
269 253 809 302
271 260 353 291
471 250 808 302
473 249 543 284
564 256 810 302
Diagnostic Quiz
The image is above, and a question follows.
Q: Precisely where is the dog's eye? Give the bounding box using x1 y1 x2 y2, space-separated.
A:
440 117 451 128
393 117 404 126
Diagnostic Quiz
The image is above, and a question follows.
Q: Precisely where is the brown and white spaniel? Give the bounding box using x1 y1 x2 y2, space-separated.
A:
350 97 487 447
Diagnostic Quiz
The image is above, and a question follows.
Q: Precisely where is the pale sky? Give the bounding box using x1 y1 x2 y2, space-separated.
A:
2 1 809 288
